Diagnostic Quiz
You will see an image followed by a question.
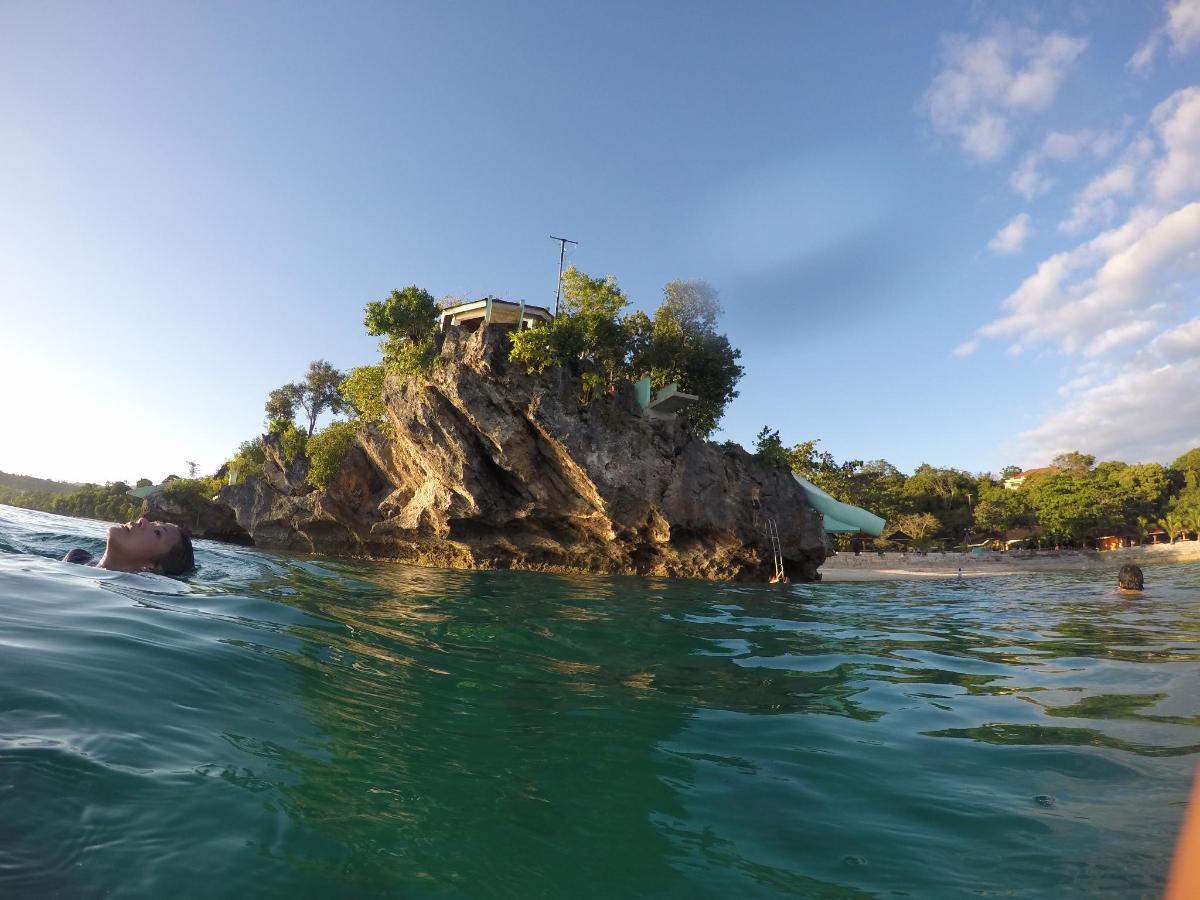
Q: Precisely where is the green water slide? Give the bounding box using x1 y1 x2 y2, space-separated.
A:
792 475 885 536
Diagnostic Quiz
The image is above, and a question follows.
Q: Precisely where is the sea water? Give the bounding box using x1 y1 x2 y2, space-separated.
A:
1 504 1197 899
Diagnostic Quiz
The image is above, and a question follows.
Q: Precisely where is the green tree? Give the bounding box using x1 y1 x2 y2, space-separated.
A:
1094 461 1171 526
1051 451 1095 473
788 439 864 501
269 360 348 436
894 512 941 549
363 286 440 380
1025 470 1119 544
753 427 791 469
510 267 633 401
1170 447 1200 479
974 482 1035 534
135 478 153 488
364 286 439 343
1158 511 1186 543
265 384 300 425
340 364 388 426
306 421 358 489
631 281 744 436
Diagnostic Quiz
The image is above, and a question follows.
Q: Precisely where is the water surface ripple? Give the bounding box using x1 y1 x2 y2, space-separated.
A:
1 505 1197 898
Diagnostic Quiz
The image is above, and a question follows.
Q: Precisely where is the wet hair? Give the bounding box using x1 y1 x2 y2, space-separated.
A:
159 528 195 575
1118 563 1143 591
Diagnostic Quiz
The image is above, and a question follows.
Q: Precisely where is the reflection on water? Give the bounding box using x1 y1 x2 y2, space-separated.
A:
1 504 1197 898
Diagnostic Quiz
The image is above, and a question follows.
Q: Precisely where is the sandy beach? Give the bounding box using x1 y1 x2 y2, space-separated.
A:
819 541 1200 582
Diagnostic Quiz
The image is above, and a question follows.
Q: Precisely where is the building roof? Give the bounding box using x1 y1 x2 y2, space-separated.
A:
1012 466 1057 479
440 297 553 318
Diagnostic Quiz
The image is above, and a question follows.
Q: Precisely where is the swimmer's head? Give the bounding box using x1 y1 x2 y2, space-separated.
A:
106 517 194 575
1118 563 1144 592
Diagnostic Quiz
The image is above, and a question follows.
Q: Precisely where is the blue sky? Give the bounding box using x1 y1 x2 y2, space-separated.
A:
2 0 1198 485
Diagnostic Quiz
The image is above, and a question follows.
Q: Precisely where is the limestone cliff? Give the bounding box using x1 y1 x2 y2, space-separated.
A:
218 324 827 581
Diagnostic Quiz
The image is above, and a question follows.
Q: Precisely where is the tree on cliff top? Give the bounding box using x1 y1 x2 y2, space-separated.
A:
364 286 438 343
509 267 632 400
364 286 439 378
510 270 743 436
630 280 743 438
265 360 347 436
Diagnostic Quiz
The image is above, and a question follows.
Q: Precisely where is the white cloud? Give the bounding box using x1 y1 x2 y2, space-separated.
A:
1082 320 1156 356
1129 33 1163 74
1126 0 1200 73
952 340 979 358
1058 139 1153 234
1168 0 1200 53
1010 129 1118 199
1136 315 1200 363
1150 86 1200 201
988 213 1032 254
1018 319 1200 464
922 26 1087 161
972 86 1200 359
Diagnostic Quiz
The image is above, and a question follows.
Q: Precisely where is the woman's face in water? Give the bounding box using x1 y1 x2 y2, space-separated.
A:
108 517 182 568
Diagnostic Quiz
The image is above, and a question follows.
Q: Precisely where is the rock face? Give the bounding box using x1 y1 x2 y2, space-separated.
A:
218 324 827 581
142 490 253 546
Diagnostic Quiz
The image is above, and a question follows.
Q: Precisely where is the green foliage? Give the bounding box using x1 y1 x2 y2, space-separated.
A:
1170 447 1200 478
509 270 743 435
364 286 438 343
162 476 223 516
1050 451 1095 473
265 384 300 425
361 287 440 382
894 512 941 548
510 267 633 401
974 481 1035 534
305 421 358 489
632 280 743 437
340 364 388 425
228 437 267 480
753 427 791 469
135 478 153 488
0 481 142 523
1023 470 1121 543
278 422 308 464
1158 511 1187 543
0 470 81 495
383 333 438 380
267 360 347 436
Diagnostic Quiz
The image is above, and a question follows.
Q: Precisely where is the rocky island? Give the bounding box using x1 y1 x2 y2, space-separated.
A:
186 322 825 581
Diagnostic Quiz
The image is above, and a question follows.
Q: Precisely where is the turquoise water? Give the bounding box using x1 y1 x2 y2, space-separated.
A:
1 504 1197 898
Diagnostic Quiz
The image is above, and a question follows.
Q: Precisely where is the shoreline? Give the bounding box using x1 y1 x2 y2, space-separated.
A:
818 542 1200 583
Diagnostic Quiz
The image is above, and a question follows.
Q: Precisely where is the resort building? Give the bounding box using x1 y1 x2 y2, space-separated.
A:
439 297 553 332
1003 466 1057 490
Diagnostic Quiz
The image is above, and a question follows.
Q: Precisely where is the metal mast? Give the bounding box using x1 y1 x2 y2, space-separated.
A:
550 235 577 316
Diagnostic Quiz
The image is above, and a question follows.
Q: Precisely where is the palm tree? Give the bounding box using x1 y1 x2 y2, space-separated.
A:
1159 513 1185 544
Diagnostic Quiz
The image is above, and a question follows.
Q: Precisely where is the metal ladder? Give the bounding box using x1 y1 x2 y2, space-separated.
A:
763 517 784 582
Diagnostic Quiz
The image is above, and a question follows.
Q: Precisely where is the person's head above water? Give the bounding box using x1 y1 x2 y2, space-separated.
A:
101 517 194 575
1118 563 1144 592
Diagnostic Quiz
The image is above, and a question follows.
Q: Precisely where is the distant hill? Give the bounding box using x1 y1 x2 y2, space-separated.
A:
0 471 83 495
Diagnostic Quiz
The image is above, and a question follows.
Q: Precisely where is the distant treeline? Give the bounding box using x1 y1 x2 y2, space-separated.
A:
755 431 1200 548
0 470 81 495
0 480 150 524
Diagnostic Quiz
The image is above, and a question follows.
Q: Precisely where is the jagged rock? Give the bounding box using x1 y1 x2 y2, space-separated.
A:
219 324 827 581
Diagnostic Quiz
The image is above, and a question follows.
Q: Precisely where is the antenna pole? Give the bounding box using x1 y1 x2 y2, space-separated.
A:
550 235 577 316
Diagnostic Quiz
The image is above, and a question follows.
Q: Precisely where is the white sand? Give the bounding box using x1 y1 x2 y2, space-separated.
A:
818 541 1200 583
